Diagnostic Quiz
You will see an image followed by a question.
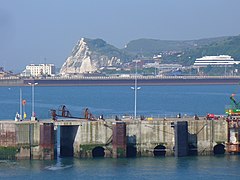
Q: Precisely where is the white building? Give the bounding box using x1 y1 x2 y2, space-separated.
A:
194 55 240 67
21 64 55 77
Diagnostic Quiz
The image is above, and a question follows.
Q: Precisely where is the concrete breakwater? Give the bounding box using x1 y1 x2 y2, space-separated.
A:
0 117 228 160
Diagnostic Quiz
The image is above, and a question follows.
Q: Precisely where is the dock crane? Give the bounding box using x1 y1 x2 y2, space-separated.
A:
226 94 240 116
230 94 240 108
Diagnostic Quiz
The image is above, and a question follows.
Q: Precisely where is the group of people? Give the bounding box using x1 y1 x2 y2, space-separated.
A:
15 112 27 121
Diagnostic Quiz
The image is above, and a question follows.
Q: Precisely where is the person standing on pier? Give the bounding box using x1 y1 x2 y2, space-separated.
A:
15 112 20 121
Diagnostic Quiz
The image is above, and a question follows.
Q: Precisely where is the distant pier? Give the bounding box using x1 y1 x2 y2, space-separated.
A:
0 117 228 160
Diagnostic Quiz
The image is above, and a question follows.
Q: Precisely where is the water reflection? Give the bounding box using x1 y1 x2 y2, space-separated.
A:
0 156 240 179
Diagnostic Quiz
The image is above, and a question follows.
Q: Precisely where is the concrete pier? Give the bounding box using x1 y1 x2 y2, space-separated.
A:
0 117 228 160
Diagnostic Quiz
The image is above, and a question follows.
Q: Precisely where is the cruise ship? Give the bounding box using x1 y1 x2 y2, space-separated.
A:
193 55 240 67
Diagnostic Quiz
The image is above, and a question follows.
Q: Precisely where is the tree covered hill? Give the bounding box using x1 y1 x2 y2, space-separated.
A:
123 35 240 65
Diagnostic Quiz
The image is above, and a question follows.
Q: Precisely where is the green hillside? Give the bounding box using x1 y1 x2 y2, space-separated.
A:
85 38 133 61
178 35 240 65
124 35 240 65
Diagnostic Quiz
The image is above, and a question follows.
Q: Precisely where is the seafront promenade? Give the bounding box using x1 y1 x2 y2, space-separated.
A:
1 75 240 86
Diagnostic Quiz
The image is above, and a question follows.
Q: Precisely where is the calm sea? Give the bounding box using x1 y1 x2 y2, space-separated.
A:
0 85 240 179
0 85 238 120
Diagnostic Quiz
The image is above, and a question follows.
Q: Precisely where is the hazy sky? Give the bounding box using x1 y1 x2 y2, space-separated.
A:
1 0 240 72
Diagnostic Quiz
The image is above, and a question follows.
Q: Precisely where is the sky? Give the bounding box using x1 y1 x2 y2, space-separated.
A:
1 0 240 72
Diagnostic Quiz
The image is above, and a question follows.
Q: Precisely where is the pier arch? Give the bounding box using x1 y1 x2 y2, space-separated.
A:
92 146 105 157
213 144 225 155
153 145 166 157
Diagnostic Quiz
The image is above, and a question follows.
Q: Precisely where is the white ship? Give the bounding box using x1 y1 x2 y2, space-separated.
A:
194 55 240 67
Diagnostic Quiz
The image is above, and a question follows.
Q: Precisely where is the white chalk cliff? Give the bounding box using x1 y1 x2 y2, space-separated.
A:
60 38 123 75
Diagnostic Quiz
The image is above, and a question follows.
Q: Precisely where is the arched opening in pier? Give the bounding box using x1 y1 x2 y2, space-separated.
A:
126 145 137 158
213 144 225 155
153 145 166 157
92 146 105 158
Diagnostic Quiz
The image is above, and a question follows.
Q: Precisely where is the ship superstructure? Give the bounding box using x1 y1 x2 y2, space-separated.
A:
194 55 240 67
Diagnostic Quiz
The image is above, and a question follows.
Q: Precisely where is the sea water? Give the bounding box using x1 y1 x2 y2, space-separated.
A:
0 85 240 179
0 156 240 179
0 85 237 120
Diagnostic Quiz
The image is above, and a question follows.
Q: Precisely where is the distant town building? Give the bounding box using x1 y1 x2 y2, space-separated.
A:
153 54 162 61
138 55 162 69
158 64 182 70
21 64 55 77
193 55 240 67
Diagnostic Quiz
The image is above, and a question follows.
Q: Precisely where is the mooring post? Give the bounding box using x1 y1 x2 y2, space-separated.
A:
40 123 55 160
174 121 189 157
112 122 127 158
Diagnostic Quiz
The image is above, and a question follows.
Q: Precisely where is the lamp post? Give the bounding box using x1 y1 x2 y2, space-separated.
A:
19 88 22 120
28 82 38 120
131 60 141 120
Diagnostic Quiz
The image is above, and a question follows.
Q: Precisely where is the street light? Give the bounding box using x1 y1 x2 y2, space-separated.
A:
28 82 38 121
131 60 141 120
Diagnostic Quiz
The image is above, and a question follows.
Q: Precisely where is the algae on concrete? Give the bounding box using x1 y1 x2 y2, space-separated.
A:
0 147 18 160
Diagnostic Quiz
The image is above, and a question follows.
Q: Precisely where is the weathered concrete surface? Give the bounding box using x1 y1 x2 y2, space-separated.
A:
127 118 227 157
72 121 113 158
188 119 228 155
0 121 54 160
68 118 228 158
0 117 228 159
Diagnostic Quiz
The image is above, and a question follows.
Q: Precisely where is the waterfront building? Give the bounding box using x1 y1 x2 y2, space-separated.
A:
21 64 55 77
193 55 240 67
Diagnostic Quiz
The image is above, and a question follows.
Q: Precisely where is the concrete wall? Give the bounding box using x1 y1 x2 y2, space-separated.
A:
72 121 113 158
127 120 175 157
0 118 228 160
188 119 228 155
70 119 228 158
0 121 54 160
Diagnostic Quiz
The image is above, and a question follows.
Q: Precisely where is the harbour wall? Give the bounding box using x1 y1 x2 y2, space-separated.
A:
0 78 23 86
1 76 240 86
0 118 228 160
